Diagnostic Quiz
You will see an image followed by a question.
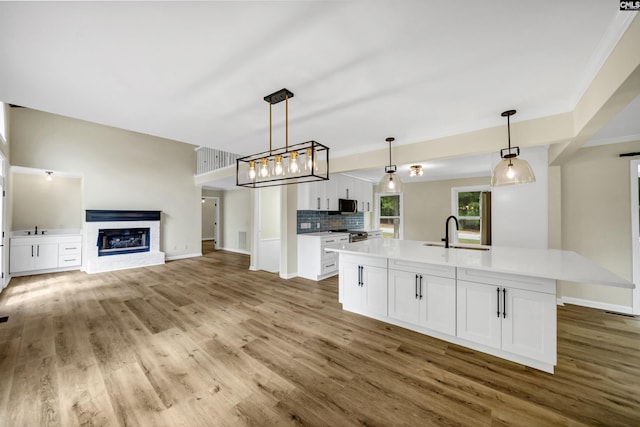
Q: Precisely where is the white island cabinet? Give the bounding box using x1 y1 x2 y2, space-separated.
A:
327 239 633 373
10 234 82 276
340 254 387 317
457 268 556 366
388 260 456 335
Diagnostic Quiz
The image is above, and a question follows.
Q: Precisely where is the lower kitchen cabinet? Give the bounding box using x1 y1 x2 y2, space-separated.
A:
388 260 456 335
10 235 82 275
340 254 388 317
298 233 349 280
456 269 556 365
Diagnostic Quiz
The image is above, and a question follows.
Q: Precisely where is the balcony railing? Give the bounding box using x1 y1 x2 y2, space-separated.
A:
196 147 239 175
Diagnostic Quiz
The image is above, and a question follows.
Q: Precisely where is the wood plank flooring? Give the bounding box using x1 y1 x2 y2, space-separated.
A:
0 250 639 426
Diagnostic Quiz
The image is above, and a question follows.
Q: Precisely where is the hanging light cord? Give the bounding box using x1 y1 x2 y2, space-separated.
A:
285 93 289 150
269 103 272 155
388 139 392 167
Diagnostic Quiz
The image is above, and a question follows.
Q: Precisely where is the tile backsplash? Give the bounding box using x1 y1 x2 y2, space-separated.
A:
297 210 364 234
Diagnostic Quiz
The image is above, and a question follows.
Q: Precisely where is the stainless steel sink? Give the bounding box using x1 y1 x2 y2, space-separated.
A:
424 243 490 251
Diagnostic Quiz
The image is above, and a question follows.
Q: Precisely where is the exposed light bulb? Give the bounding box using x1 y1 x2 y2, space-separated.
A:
506 162 515 179
388 175 395 190
289 151 299 173
274 155 283 176
45 171 53 181
259 158 269 178
305 147 313 171
248 160 256 180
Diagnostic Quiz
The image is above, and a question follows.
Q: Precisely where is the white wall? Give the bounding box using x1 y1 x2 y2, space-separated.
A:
491 146 549 249
10 108 201 259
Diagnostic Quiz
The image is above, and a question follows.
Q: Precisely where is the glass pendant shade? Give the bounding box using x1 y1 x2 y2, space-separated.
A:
491 157 535 186
491 109 536 187
379 172 403 193
380 137 402 193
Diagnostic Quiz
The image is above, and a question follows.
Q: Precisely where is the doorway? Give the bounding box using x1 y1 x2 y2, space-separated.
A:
201 196 219 255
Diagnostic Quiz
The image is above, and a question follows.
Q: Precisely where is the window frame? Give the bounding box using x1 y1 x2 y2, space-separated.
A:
375 192 404 240
451 185 489 245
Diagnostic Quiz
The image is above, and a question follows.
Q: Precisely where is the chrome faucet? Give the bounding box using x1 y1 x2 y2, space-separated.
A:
444 215 459 248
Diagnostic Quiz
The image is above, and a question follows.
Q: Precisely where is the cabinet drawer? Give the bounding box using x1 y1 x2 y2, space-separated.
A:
321 258 339 275
59 243 81 255
322 250 338 263
59 255 81 267
322 235 349 246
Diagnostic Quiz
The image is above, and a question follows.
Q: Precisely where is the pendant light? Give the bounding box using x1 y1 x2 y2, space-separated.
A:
491 110 536 187
379 137 402 193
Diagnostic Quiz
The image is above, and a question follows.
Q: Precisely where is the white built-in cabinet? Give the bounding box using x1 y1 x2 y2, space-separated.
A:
297 174 373 212
10 235 82 276
456 268 556 365
340 254 388 317
388 260 456 335
297 233 349 280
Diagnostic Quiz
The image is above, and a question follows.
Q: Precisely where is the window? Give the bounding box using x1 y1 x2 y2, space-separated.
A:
452 185 490 245
377 193 403 239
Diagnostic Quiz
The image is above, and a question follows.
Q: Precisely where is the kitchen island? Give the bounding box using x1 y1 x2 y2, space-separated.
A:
326 239 634 373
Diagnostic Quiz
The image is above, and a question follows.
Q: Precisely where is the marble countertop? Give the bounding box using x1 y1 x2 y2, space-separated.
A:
326 239 634 288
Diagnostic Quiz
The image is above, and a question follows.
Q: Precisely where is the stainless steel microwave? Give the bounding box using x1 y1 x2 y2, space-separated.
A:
338 198 357 214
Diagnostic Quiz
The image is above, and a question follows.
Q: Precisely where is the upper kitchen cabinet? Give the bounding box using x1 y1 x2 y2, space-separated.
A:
297 174 373 212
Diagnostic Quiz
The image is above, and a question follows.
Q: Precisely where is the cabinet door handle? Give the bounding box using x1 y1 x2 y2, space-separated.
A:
367 202 370 211
357 265 362 286
415 274 419 299
317 197 321 210
325 239 335 243
326 198 329 210
31 245 34 257
502 288 507 318
37 245 40 257
496 287 501 318
346 188 349 199
419 275 423 299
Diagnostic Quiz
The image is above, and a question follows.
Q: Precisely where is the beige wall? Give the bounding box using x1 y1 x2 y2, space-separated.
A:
259 186 280 240
10 108 200 258
559 141 639 307
221 188 251 253
402 176 491 242
11 172 82 230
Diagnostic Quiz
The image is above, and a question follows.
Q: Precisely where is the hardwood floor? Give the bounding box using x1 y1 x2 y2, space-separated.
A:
0 250 638 426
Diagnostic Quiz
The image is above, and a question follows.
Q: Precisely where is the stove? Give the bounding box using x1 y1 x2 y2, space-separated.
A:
329 229 368 242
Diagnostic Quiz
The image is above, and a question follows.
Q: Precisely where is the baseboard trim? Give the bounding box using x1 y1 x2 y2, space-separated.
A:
279 271 297 280
221 247 251 255
201 238 215 241
166 253 202 261
561 296 633 314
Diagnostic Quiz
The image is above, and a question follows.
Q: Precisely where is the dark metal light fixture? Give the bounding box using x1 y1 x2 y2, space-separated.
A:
236 88 329 188
379 137 402 193
491 110 535 186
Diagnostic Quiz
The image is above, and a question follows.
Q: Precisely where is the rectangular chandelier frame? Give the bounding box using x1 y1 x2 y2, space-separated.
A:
236 88 330 188
236 140 329 188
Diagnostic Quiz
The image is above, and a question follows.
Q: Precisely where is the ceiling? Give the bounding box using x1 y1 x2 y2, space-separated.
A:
1 2 638 187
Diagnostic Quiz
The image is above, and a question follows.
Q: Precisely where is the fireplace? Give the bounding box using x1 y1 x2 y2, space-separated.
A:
97 227 150 256
85 210 164 273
